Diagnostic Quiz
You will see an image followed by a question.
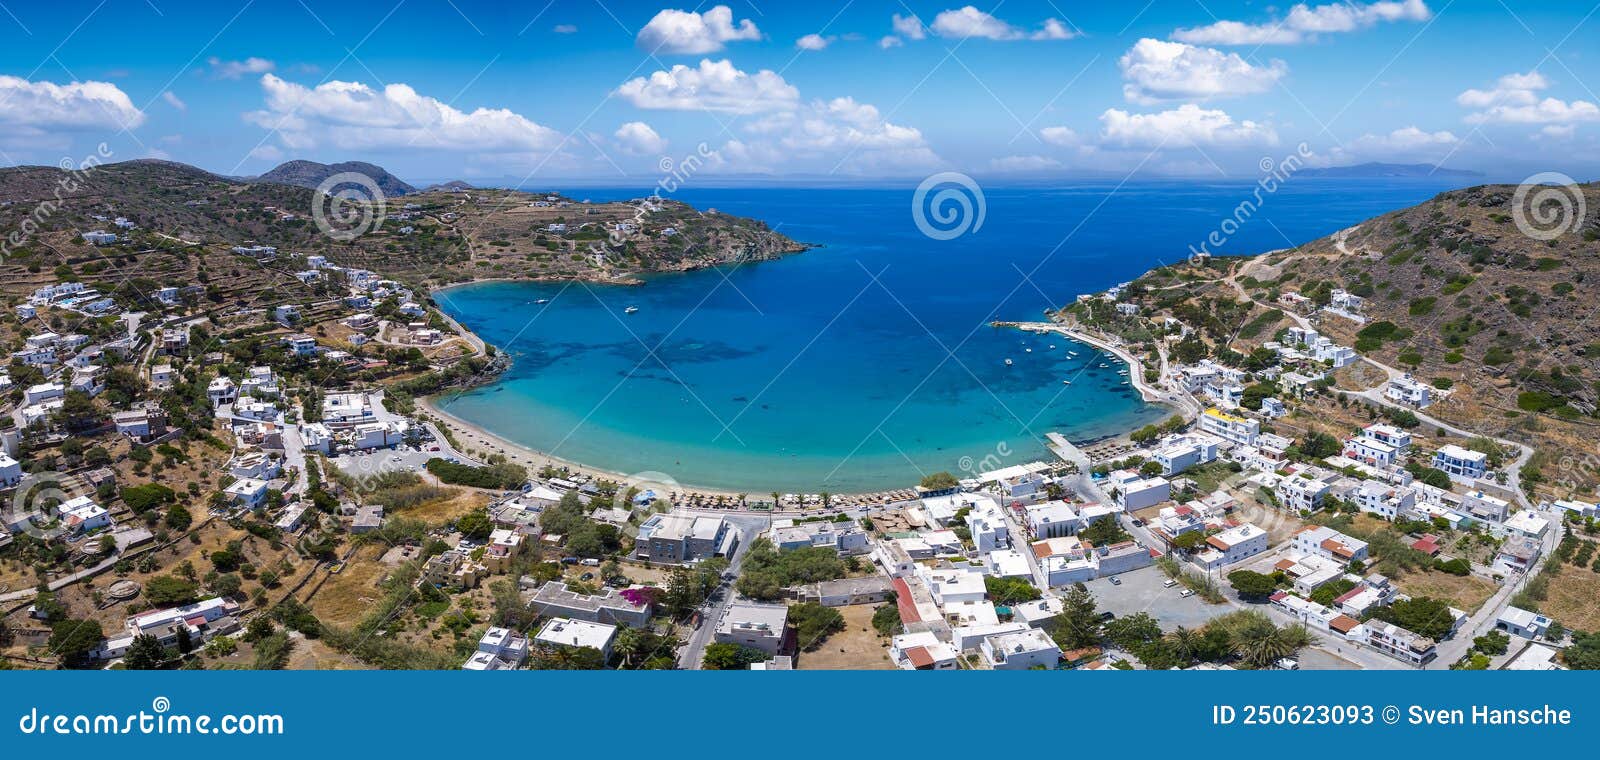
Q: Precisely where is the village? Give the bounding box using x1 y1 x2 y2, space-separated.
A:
3 225 1595 674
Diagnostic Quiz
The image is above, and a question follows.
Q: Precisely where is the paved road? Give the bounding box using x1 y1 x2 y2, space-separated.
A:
675 512 770 669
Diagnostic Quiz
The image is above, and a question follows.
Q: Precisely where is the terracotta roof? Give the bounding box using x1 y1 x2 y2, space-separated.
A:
1322 538 1356 558
905 645 935 669
1206 535 1231 551
1274 558 1298 572
892 577 921 624
1333 587 1364 605
1329 615 1362 634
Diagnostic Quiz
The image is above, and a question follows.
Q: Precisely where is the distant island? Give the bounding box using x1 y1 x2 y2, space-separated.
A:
1298 162 1484 179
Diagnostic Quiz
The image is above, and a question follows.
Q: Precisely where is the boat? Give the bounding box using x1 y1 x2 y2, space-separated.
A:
1025 348 1032 353
624 306 639 314
1049 344 1056 349
1067 350 1079 357
1098 362 1109 368
535 298 549 304
1005 358 1013 366
1062 380 1072 385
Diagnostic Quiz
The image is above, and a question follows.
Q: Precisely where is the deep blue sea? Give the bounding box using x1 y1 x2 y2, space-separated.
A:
432 179 1467 492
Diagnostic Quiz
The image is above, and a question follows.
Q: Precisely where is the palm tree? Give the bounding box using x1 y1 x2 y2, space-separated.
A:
612 627 644 670
1165 626 1202 664
1234 626 1298 669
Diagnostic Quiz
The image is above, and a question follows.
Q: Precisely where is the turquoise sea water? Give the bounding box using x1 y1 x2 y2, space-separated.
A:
433 180 1465 492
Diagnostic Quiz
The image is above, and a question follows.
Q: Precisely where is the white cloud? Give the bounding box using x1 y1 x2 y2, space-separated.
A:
1458 71 1599 125
1099 104 1278 148
161 91 187 112
1350 125 1459 151
208 56 275 79
796 34 832 51
1538 124 1576 140
929 6 1073 41
1039 126 1080 146
553 24 578 34
892 13 926 40
1119 38 1287 104
246 74 562 152
0 75 145 130
988 154 1062 172
613 121 667 154
879 35 904 49
615 58 800 113
1173 0 1431 45
636 6 760 55
1031 19 1078 41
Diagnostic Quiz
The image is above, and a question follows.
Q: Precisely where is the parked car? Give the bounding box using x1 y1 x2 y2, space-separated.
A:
1162 579 1178 588
580 558 600 566
580 572 594 581
1108 576 1121 585
1179 588 1196 598
560 557 580 565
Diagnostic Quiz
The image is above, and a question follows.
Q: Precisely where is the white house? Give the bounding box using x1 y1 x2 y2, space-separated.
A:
1292 526 1370 564
1354 480 1415 520
1502 510 1550 539
1107 469 1170 510
1276 474 1331 511
889 631 959 670
0 453 21 488
715 602 789 655
1385 374 1433 408
1025 501 1080 539
224 477 270 509
1496 606 1552 639
1460 490 1511 522
1198 407 1259 447
534 618 617 662
980 629 1061 670
1193 523 1268 569
1150 433 1221 476
1434 444 1488 480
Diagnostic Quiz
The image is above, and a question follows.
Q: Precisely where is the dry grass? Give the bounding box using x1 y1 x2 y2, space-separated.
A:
1393 569 1497 612
392 489 490 525
796 604 895 671
1542 566 1600 632
308 544 391 629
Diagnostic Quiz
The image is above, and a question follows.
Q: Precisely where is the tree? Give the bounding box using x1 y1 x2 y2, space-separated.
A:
984 575 1042 605
122 634 168 670
871 604 903 637
1079 516 1131 547
49 619 105 669
919 471 959 491
1369 597 1456 641
1051 586 1101 649
789 603 845 650
702 642 766 670
455 509 493 542
144 575 200 606
164 503 193 531
1227 570 1278 601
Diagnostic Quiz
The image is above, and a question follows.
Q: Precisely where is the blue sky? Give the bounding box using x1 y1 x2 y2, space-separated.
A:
0 0 1595 184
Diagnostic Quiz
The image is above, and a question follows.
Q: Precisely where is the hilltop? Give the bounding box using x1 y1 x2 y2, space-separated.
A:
256 159 418 196
0 159 809 301
1076 180 1600 497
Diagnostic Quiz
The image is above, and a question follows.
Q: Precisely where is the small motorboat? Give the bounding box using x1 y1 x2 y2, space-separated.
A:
1025 348 1032 353
1005 358 1014 366
1067 350 1078 357
1049 344 1056 350
535 298 550 304
624 306 639 314
1062 380 1072 385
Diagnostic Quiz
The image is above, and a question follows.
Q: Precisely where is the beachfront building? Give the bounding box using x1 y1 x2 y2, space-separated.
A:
1149 433 1222 476
635 514 737 564
1025 501 1080 539
1106 469 1170 510
1198 407 1259 447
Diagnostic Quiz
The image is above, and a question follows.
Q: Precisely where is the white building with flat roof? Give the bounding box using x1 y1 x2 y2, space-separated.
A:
1193 523 1268 569
534 618 617 661
715 602 789 655
1199 408 1259 447
1434 445 1488 480
980 629 1061 670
